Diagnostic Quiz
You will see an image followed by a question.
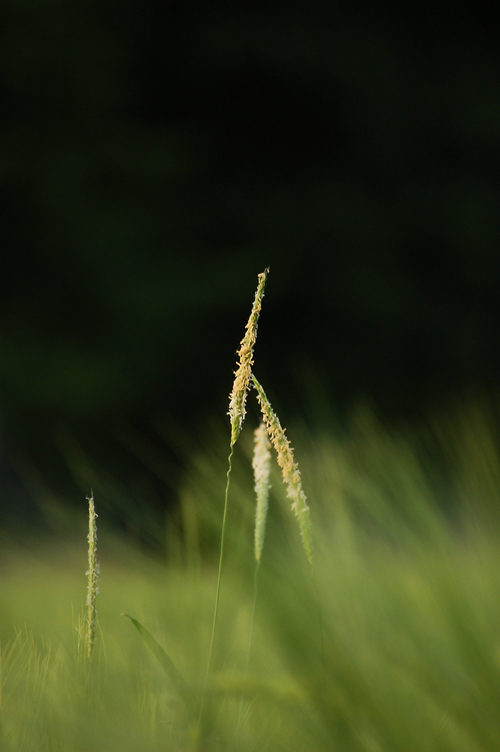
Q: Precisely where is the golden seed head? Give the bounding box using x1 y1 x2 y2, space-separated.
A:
228 268 269 445
252 374 313 565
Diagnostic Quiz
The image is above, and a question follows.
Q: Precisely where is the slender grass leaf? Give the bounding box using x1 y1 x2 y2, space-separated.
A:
122 613 198 719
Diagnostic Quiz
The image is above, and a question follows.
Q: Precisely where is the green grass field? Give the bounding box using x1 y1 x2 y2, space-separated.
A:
3 395 500 752
3 271 500 751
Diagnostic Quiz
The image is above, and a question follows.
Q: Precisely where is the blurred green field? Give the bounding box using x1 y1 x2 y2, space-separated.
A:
2 396 500 751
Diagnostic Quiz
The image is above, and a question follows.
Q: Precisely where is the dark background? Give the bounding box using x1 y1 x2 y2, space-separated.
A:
1 0 500 534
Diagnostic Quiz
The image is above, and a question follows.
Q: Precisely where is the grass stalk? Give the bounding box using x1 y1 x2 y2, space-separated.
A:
86 492 99 661
235 560 261 739
201 269 269 727
200 441 234 722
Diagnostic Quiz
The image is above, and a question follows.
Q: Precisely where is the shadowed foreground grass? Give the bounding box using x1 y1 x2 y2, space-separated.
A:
2 398 500 751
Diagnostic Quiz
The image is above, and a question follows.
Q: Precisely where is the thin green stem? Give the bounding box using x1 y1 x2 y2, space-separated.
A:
199 442 234 724
311 569 326 710
246 560 261 670
236 558 261 733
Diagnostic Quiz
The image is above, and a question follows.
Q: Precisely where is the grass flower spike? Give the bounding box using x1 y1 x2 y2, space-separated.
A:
253 422 271 562
252 375 313 565
203 268 269 720
86 492 100 660
229 268 269 446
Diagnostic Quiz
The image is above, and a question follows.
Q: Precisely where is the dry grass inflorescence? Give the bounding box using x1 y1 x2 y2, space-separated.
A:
205 268 314 703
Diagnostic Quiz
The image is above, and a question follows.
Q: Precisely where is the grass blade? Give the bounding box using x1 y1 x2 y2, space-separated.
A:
122 614 198 719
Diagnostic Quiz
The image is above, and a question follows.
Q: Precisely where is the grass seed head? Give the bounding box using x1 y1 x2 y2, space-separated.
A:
86 492 100 660
252 375 314 565
253 422 272 562
228 268 269 446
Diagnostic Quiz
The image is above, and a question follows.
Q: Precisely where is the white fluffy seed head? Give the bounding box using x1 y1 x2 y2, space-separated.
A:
253 422 271 562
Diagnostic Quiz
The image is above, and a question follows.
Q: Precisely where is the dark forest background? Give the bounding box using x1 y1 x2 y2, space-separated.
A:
1 0 500 537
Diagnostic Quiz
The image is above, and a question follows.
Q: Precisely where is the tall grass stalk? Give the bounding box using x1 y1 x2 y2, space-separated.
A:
201 268 269 720
86 492 99 661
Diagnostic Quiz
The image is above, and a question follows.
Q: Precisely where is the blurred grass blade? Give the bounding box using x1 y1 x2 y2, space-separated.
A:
122 613 198 718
